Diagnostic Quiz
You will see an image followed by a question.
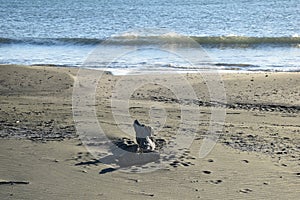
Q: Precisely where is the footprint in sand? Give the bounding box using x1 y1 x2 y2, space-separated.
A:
239 188 252 193
202 170 212 174
241 159 249 163
209 180 222 184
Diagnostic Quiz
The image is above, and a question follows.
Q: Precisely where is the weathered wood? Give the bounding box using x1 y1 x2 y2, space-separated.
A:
133 120 156 152
0 180 30 185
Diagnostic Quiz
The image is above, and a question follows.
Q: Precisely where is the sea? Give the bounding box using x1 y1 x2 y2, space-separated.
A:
0 0 300 74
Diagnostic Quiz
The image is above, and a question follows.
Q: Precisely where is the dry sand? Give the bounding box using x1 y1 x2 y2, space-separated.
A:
0 64 299 199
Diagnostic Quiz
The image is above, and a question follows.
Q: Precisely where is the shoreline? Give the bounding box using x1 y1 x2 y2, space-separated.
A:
0 64 299 199
2 64 300 75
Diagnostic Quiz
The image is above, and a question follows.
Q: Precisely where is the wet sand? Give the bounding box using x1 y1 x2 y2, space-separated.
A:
0 65 299 199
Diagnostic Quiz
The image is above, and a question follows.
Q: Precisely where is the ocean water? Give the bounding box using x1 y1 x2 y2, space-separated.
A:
0 0 299 73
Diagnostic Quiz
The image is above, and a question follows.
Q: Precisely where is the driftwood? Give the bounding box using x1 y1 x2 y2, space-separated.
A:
97 120 161 174
133 120 156 152
0 180 30 185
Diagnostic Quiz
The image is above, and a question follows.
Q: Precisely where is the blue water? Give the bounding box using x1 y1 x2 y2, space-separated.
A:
0 0 300 73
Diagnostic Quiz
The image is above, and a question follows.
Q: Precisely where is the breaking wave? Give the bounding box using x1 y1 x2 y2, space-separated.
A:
1 36 300 48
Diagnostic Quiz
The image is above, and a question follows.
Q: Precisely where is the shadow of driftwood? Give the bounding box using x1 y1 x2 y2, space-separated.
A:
75 138 161 174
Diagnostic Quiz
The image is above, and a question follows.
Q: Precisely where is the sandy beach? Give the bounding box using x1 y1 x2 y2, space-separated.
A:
0 64 299 199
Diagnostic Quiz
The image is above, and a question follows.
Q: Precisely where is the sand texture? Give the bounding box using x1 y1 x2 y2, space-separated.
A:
0 65 299 199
